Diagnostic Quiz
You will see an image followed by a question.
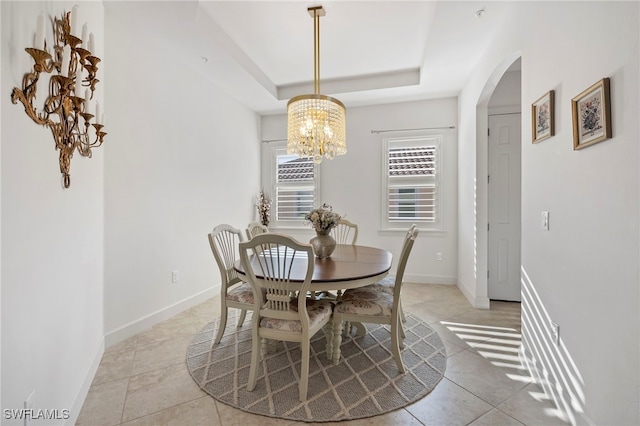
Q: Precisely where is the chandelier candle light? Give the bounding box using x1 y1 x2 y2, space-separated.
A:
287 6 346 164
11 7 106 188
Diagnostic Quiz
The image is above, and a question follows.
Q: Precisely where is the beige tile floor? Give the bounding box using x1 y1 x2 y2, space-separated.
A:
77 284 569 426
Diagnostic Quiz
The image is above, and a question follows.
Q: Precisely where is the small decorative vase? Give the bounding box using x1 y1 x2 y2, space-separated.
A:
258 207 270 227
310 231 336 259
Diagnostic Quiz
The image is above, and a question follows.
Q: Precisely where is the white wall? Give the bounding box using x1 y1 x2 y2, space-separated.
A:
458 2 639 424
262 98 458 283
103 3 261 343
489 66 521 113
1 0 3 415
1 2 105 423
1 0 3 412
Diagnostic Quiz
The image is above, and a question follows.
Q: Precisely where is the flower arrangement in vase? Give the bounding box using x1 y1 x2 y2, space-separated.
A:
305 204 342 258
255 189 272 227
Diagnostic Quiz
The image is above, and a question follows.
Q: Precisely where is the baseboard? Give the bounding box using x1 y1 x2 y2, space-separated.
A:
67 338 105 426
405 274 493 308
456 278 490 309
104 286 218 348
404 274 457 285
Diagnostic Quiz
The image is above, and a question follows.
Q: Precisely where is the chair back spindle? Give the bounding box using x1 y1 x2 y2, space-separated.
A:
333 219 358 245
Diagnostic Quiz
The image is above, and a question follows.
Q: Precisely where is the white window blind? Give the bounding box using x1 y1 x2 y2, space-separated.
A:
383 136 440 228
275 154 316 222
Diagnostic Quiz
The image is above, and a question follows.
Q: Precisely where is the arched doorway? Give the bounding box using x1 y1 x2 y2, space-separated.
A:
473 54 522 306
487 60 522 301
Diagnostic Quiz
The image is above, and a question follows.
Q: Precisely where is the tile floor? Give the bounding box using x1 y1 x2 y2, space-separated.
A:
77 284 569 425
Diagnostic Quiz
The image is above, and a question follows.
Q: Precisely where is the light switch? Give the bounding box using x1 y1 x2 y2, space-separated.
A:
541 211 549 231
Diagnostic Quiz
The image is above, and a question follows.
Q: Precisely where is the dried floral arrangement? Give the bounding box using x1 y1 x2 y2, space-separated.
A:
255 189 272 227
305 204 342 234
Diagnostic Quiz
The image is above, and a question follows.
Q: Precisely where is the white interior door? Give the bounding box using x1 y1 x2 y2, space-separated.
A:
488 113 521 301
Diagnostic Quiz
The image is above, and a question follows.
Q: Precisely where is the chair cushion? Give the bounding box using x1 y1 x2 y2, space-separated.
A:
368 275 396 294
226 282 256 305
259 299 333 333
335 286 393 317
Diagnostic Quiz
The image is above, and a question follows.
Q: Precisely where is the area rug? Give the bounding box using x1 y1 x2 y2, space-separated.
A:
186 313 446 422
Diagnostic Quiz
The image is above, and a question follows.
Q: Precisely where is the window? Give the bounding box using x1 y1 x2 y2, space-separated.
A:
270 145 319 228
383 135 441 230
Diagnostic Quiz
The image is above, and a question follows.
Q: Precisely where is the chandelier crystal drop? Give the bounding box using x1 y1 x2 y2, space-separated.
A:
287 6 346 164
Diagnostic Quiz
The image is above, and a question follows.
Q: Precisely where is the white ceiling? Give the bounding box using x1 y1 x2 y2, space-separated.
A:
106 1 515 115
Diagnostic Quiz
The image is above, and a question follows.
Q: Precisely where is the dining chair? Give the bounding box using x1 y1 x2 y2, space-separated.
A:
246 221 269 240
331 225 419 372
208 224 257 346
239 233 334 401
368 224 418 323
341 225 418 338
333 218 358 245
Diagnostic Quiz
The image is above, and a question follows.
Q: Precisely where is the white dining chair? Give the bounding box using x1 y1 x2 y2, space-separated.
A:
367 224 418 323
208 224 257 345
333 219 358 245
239 233 334 401
331 225 419 372
246 221 269 240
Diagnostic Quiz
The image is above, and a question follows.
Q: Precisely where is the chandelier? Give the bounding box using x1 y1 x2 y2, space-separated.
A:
287 6 346 164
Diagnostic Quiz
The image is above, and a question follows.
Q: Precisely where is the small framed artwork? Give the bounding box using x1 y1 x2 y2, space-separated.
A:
532 90 555 143
572 78 612 150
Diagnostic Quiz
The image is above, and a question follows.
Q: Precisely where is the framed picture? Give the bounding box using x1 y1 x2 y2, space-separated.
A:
572 78 612 150
532 90 555 143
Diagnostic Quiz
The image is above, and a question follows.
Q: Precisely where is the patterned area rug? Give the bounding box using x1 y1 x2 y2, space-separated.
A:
186 313 446 422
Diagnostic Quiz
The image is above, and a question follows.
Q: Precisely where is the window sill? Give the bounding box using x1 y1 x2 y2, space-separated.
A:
378 228 446 237
268 226 313 233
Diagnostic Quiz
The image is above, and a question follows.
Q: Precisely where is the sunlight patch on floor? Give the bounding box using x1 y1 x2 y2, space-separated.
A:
441 316 570 424
441 320 524 370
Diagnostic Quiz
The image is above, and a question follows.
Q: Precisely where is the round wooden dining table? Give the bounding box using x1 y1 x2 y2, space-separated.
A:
233 244 393 293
